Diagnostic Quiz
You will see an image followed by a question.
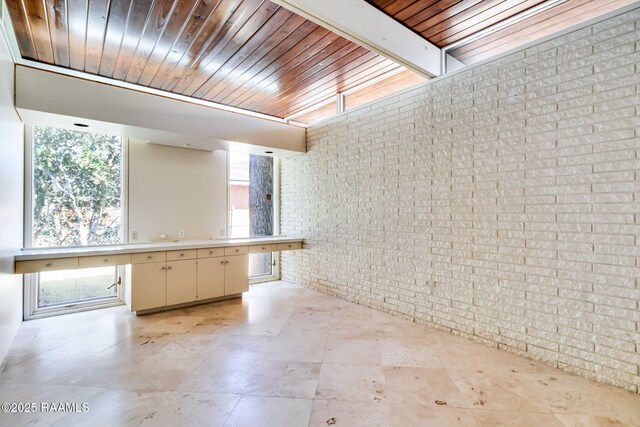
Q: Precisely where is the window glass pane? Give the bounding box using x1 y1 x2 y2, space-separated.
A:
249 253 273 277
32 126 123 247
229 152 250 238
249 155 275 238
229 152 275 278
229 152 275 239
38 267 117 308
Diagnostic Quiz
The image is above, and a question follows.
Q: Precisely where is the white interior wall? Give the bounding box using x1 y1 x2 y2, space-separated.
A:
128 139 228 243
0 29 24 364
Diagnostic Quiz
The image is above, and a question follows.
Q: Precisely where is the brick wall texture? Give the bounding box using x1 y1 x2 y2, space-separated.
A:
280 7 640 392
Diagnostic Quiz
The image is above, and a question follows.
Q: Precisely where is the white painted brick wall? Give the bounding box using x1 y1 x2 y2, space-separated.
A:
280 7 640 392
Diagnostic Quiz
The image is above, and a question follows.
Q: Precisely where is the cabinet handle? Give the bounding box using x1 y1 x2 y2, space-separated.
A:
220 261 225 265
104 259 109 262
167 266 173 270
161 267 166 270
180 253 184 257
45 263 52 267
209 251 214 255
235 249 239 252
262 247 266 250
147 255 153 259
225 261 230 264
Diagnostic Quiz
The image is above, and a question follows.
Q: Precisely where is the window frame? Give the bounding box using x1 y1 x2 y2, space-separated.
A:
23 267 127 320
226 151 281 284
23 125 129 319
24 125 129 249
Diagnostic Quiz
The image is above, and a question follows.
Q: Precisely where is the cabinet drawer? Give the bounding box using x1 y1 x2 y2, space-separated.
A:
197 247 225 258
278 242 302 251
131 252 166 264
249 243 278 254
79 254 131 269
167 249 197 261
16 257 79 274
225 246 248 256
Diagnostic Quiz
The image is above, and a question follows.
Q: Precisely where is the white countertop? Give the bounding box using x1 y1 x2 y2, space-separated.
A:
16 236 304 261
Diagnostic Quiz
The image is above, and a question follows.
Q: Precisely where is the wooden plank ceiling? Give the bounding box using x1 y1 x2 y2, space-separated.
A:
5 0 425 123
367 0 637 65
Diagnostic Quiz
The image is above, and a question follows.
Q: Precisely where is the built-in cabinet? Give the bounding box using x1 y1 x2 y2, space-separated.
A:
131 261 166 311
15 239 303 314
222 255 249 295
130 247 250 312
167 259 197 306
196 257 225 300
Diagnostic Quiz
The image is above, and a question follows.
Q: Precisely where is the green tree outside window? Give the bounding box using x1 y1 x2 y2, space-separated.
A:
32 126 122 247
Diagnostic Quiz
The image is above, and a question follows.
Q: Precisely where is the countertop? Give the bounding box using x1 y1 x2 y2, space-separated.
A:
15 236 304 261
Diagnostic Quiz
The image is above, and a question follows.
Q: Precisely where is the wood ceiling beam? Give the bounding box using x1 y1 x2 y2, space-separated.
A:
270 0 443 78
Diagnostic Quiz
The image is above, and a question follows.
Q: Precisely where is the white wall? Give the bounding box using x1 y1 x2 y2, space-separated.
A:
281 7 640 392
128 139 228 242
0 31 24 363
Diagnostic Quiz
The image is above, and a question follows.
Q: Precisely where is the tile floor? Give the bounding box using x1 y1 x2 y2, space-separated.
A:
0 281 639 426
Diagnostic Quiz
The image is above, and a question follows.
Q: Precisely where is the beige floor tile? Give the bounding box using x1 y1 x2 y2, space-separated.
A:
137 391 240 427
472 409 565 426
0 349 102 386
223 396 313 427
209 334 273 361
553 413 632 427
158 331 226 356
323 338 381 365
383 366 475 408
502 372 640 424
224 315 292 337
316 363 386 402
141 315 206 334
53 388 170 427
375 322 433 340
175 354 257 394
0 381 105 426
0 281 638 426
264 333 327 363
309 399 393 427
446 369 553 412
243 361 321 398
379 338 444 368
389 402 479 427
76 344 209 392
328 307 379 340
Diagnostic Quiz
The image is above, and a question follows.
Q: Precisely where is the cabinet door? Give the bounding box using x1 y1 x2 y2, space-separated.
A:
131 262 166 311
224 255 249 296
196 258 225 300
166 259 197 306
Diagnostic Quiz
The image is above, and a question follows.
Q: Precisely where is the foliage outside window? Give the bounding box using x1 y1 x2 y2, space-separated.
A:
32 126 123 248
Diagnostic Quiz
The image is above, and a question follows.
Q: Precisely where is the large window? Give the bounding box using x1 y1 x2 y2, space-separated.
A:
31 126 123 248
26 126 125 318
229 152 278 280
